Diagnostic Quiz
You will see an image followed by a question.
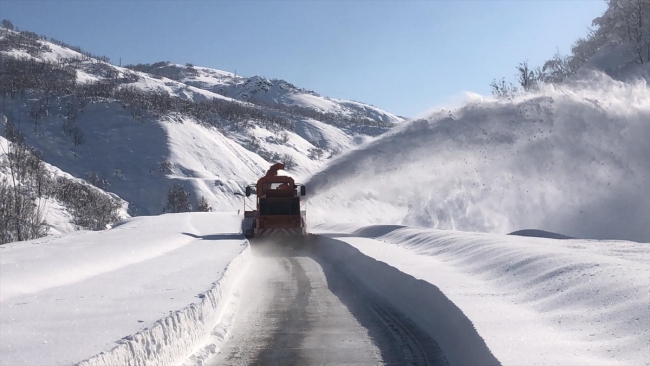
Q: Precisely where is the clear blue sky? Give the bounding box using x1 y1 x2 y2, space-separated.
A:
2 0 606 117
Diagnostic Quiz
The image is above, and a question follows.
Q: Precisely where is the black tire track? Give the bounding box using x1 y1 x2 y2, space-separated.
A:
316 256 448 366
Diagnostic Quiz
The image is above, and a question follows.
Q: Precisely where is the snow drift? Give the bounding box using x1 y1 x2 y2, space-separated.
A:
313 224 650 365
306 73 650 242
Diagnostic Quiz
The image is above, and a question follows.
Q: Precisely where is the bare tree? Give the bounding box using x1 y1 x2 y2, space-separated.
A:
490 78 518 99
86 172 110 190
281 153 296 170
28 98 49 132
308 146 324 160
278 131 289 144
72 126 84 146
542 51 573 84
62 99 78 137
0 121 48 243
594 0 650 64
158 159 173 174
516 61 540 92
1 19 14 30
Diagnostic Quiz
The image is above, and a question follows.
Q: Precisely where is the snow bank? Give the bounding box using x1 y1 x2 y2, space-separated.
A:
313 224 650 365
0 213 248 365
78 247 250 366
306 74 650 242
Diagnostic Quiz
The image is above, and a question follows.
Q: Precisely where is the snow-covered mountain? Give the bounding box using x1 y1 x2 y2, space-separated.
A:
0 27 401 225
126 62 404 127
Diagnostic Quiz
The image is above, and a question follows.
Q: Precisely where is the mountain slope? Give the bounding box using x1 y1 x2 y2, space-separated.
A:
125 62 404 127
0 27 400 218
1 133 128 238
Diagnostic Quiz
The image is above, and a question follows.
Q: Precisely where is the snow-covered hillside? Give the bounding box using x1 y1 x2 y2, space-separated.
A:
583 40 650 82
306 73 650 242
0 134 128 237
0 28 398 217
127 62 404 126
1 96 354 215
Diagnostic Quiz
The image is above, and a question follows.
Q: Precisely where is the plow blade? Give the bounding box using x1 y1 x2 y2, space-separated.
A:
255 228 306 236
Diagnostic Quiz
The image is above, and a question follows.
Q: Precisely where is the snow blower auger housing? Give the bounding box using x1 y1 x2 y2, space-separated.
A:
242 163 306 239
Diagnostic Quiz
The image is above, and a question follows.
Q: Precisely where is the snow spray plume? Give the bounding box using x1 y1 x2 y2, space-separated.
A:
306 72 650 242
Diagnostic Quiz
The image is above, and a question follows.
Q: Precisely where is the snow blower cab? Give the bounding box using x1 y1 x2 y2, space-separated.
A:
242 163 306 238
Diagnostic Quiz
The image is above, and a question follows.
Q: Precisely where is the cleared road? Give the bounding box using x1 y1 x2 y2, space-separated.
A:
206 243 447 366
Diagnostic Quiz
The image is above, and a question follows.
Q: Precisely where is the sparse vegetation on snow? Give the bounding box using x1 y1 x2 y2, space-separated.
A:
491 0 649 99
1 118 125 243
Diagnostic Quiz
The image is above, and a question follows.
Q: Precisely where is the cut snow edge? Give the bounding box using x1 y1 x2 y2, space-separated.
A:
75 245 251 366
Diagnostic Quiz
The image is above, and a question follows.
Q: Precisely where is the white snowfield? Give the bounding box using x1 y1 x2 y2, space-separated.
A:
0 213 248 366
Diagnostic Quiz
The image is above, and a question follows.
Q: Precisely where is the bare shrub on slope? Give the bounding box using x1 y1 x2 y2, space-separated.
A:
52 177 122 231
0 179 47 244
0 121 48 243
1 118 124 243
0 27 51 56
492 0 650 95
0 55 77 100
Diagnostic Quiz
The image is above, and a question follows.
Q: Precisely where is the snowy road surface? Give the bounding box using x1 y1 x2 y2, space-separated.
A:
205 243 448 366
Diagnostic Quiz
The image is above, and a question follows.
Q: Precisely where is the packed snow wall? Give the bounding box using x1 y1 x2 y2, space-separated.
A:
306 73 650 242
